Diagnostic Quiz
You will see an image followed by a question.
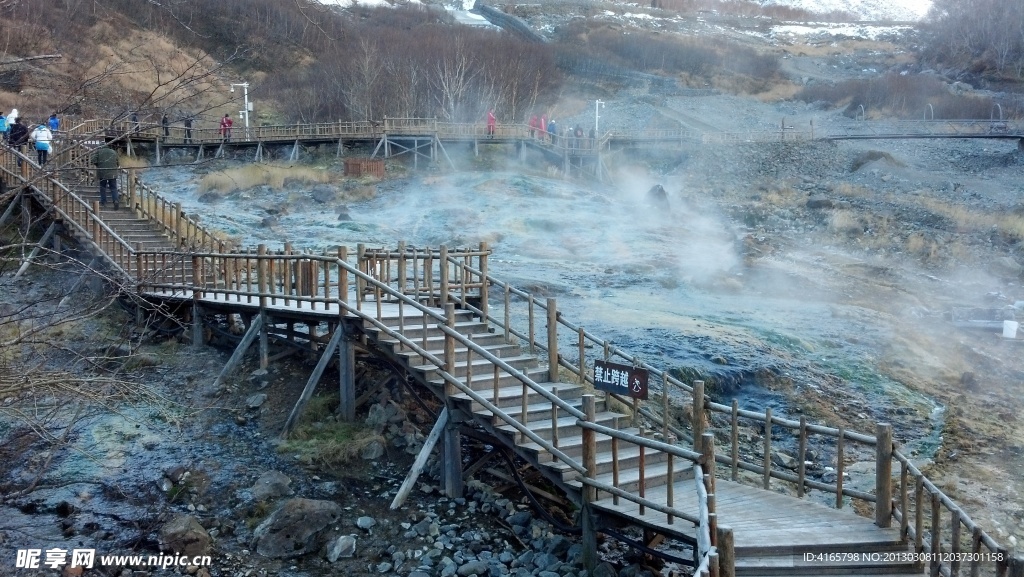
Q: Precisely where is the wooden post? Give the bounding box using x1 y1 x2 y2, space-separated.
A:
900 460 910 540
356 243 366 302
338 327 355 422
257 244 268 309
439 245 449 305
578 327 585 384
717 527 735 577
191 300 203 349
930 491 941 577
950 508 962 577
730 399 739 481
763 407 772 489
259 310 269 370
581 394 597 573
914 475 924 554
797 416 807 498
440 416 463 499
702 432 716 497
444 303 456 397
479 241 489 321
547 298 558 383
692 380 705 452
836 427 845 509
876 423 893 528
397 240 407 292
338 246 348 300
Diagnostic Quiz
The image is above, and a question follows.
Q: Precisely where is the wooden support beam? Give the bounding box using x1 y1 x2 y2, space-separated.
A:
58 256 100 308
440 412 463 498
211 314 264 391
13 222 57 279
281 326 345 438
339 326 356 421
0 192 21 229
259 310 269 369
581 394 598 573
876 423 893 528
390 408 449 509
191 301 203 348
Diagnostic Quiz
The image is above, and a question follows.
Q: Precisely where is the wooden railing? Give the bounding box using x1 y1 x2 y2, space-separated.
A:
432 249 1015 577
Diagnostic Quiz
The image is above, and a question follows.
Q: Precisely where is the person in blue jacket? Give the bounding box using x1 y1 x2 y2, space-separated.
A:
0 111 8 143
47 113 59 132
547 119 557 145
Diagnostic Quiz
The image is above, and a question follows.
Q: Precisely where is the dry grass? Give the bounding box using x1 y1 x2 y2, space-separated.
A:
830 183 876 198
828 210 865 236
198 164 332 194
918 198 1024 240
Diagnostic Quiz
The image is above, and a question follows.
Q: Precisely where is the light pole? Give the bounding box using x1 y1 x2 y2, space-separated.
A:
594 99 605 136
230 82 250 139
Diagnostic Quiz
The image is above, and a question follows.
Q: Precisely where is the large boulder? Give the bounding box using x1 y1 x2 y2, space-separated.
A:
159 515 212 557
250 471 292 501
251 498 343 558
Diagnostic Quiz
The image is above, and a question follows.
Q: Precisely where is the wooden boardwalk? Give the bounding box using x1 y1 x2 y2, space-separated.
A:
2 137 1020 577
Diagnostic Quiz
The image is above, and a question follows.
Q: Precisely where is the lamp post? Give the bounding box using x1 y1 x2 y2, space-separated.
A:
230 82 250 139
594 99 605 136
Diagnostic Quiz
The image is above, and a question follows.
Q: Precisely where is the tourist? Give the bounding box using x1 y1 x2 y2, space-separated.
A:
30 121 53 165
220 113 233 142
91 143 120 209
487 108 496 138
9 118 27 166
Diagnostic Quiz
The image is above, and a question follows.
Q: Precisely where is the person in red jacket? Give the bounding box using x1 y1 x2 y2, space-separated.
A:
528 115 538 138
220 113 233 142
539 114 547 140
486 109 496 138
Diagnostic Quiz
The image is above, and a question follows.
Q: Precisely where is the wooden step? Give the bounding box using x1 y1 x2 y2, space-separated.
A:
564 454 696 495
427 366 551 392
451 381 588 412
410 354 538 376
396 342 520 364
371 320 490 340
496 411 626 444
385 332 509 354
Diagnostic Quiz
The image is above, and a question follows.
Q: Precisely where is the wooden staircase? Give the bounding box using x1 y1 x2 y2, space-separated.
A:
363 308 697 497
68 179 195 286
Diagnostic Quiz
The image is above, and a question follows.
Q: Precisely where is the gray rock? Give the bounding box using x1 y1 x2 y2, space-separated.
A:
546 535 572 556
357 516 376 530
507 511 532 526
246 393 267 409
158 515 212 557
251 498 343 558
376 562 393 573
592 562 616 577
360 439 385 460
771 451 799 470
534 552 558 570
457 560 489 576
311 184 338 204
806 195 834 209
250 470 292 501
327 535 356 562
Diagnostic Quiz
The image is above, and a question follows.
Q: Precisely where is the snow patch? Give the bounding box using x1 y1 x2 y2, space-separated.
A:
760 0 931 21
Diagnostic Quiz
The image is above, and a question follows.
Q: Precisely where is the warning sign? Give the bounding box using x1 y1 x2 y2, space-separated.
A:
593 360 648 400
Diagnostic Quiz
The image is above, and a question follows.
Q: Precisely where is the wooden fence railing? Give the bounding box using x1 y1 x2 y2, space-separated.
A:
433 248 1016 577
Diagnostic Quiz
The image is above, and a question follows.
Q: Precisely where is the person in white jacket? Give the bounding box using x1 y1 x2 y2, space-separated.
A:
29 123 53 165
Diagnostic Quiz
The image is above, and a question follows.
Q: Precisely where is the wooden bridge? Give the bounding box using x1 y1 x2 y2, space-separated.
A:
58 116 1024 183
2 135 1022 577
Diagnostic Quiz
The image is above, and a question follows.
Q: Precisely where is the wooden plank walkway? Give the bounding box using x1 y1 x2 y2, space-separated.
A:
7 142 1018 577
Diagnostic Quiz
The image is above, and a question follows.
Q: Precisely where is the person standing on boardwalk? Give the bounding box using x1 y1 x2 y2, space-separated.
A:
48 113 59 132
539 114 547 141
547 118 557 145
9 118 27 166
184 116 193 144
91 143 120 209
30 121 53 165
0 111 8 143
130 112 139 134
161 114 170 141
487 108 496 138
528 115 538 139
220 113 233 142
